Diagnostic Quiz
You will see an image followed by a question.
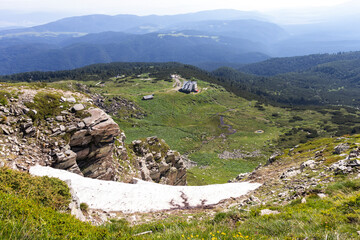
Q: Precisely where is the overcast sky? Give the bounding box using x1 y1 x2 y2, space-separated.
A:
0 0 359 27
0 0 354 15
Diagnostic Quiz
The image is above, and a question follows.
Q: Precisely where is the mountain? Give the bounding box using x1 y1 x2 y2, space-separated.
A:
0 29 271 75
0 9 268 35
238 52 360 76
1 9 360 74
212 52 360 107
0 10 283 74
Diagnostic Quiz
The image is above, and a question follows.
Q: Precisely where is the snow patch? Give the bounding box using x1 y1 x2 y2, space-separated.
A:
30 165 261 213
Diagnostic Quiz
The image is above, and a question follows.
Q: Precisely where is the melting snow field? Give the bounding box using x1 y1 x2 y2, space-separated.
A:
30 165 261 213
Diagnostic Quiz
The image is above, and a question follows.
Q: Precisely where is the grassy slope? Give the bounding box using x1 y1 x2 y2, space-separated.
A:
49 76 352 185
3 134 359 239
0 167 108 239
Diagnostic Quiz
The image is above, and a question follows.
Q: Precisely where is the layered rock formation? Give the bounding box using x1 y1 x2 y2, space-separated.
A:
0 86 187 185
69 108 121 180
130 137 187 185
0 87 123 181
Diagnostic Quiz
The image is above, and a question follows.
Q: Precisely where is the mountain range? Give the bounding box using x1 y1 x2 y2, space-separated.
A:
1 9 360 74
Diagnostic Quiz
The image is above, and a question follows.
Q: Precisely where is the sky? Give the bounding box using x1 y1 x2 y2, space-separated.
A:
0 0 358 27
0 0 353 15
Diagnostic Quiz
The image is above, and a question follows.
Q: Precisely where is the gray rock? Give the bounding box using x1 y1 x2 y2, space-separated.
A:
72 104 85 112
318 193 327 199
300 160 317 171
130 137 187 185
77 122 85 129
334 143 350 154
55 116 64 122
70 108 121 180
59 125 66 132
348 159 360 167
260 209 280 216
280 168 301 179
66 97 77 103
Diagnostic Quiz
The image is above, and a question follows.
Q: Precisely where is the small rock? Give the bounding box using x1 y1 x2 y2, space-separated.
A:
67 97 76 103
301 198 307 204
280 168 301 179
72 104 85 112
278 192 288 198
56 116 64 122
77 122 86 129
260 209 280 216
334 143 350 154
348 160 360 167
317 193 326 199
300 160 317 171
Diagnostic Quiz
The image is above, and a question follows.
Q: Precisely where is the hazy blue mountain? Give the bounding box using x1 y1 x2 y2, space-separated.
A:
0 31 270 74
238 52 360 76
165 20 288 43
1 9 360 74
0 10 268 36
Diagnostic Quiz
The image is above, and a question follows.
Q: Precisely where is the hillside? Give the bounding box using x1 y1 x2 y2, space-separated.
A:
1 133 359 239
0 63 360 239
4 62 360 185
212 52 360 107
238 51 360 76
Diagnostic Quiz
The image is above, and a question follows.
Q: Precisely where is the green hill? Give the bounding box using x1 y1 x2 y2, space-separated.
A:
16 62 357 185
212 53 360 107
1 63 360 239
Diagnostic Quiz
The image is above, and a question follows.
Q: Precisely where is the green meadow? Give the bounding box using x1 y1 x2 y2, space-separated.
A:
48 75 351 185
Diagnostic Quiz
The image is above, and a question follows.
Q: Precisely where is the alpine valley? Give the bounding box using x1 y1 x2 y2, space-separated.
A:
0 7 360 240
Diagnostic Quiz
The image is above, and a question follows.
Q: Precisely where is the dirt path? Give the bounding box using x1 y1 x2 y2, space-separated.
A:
165 75 182 93
218 109 237 135
219 115 237 135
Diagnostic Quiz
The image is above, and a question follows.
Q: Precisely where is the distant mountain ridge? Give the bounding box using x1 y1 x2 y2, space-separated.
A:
0 10 280 74
1 9 360 74
0 9 268 35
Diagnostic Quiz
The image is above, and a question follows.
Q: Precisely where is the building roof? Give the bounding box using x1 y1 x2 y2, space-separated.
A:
181 81 197 92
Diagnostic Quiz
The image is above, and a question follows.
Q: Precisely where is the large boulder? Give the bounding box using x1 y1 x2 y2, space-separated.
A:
70 108 121 180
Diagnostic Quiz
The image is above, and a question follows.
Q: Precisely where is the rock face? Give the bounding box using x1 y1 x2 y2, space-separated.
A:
0 86 186 185
130 137 187 185
0 87 123 181
70 108 121 180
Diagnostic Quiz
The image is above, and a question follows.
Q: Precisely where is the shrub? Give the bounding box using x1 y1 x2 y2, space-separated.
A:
0 90 10 106
25 92 63 123
80 202 89 212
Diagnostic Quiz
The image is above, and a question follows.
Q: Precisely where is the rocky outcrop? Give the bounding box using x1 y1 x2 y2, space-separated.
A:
130 137 187 185
218 149 263 160
0 86 187 185
0 87 124 181
92 94 146 120
70 108 121 180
